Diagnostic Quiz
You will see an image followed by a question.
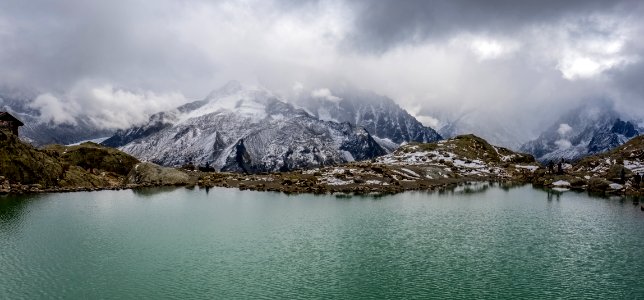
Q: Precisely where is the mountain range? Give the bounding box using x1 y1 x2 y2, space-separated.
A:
102 81 391 172
520 104 641 162
3 83 642 170
293 87 441 151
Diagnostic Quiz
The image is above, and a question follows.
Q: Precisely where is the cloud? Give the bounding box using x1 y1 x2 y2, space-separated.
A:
0 0 644 141
292 82 304 95
341 0 630 53
311 88 342 102
416 115 441 129
30 81 186 129
469 38 520 61
29 94 78 125
555 139 573 150
552 16 639 80
557 123 573 135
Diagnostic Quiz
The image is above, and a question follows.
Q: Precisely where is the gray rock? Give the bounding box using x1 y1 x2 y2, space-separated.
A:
126 162 192 185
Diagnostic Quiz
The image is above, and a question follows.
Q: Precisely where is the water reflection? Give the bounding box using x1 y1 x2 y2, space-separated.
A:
2 181 640 207
332 181 641 204
434 181 527 196
334 192 389 200
131 186 184 197
0 184 643 299
498 181 526 191
322 181 498 200
535 185 644 207
451 182 490 194
0 195 37 225
546 189 562 201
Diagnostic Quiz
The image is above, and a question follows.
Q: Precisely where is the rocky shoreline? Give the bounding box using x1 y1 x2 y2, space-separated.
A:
0 173 524 197
0 176 186 195
3 163 642 198
2 130 643 198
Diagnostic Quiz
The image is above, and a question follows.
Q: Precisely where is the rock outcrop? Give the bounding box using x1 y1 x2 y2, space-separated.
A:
126 162 193 186
529 135 644 195
0 128 140 192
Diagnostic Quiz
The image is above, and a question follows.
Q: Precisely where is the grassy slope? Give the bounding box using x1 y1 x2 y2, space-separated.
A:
1 129 140 188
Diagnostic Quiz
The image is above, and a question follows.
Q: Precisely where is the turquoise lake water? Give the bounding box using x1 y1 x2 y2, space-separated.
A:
1 184 643 299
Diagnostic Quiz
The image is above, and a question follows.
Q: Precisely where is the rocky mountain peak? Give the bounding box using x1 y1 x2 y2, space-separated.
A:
294 87 441 146
521 103 641 162
103 82 387 173
611 119 638 137
205 80 244 99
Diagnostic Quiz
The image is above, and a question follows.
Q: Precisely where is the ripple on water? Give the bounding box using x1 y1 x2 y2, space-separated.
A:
0 185 643 299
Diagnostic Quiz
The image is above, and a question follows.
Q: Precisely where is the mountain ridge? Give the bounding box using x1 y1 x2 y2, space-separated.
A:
293 87 442 149
521 104 641 162
103 82 388 173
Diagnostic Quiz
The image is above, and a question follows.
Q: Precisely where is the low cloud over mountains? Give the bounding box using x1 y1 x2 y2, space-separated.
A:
1 0 643 137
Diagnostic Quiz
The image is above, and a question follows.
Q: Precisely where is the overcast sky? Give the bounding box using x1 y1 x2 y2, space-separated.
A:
1 0 643 135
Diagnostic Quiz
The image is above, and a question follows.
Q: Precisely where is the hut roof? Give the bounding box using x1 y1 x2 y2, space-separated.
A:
0 111 24 126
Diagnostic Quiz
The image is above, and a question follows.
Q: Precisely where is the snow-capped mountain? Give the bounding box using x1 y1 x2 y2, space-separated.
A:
103 81 386 172
294 88 441 151
520 104 641 163
0 87 112 146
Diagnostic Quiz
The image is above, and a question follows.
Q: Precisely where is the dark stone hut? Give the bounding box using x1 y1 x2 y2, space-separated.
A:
0 112 24 136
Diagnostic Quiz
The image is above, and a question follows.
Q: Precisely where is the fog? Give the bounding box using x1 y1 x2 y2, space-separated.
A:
1 0 643 139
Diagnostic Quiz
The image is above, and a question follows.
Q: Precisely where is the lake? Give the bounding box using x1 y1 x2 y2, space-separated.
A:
1 183 643 299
